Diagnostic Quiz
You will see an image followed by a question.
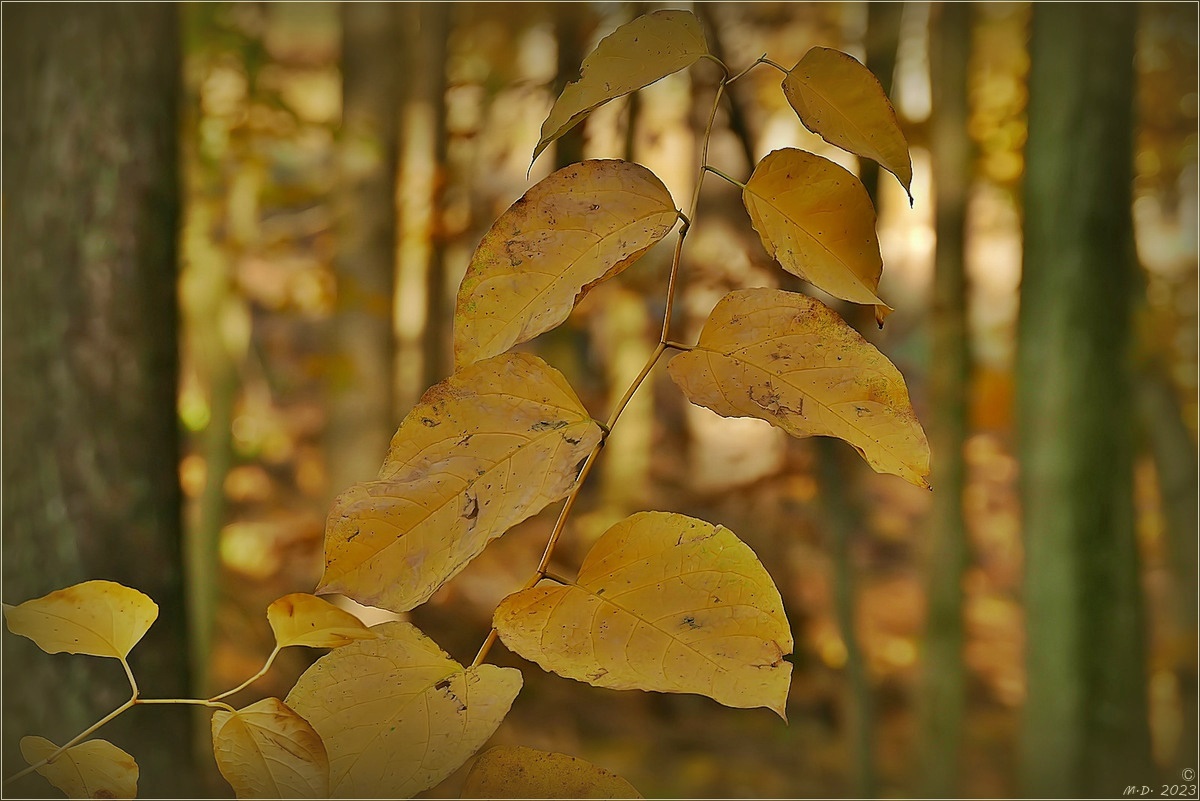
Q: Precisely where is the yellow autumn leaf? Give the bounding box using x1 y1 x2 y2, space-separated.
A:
3 580 158 660
286 621 522 798
667 288 930 488
744 148 892 322
494 511 792 718
267 593 375 649
211 697 330 799
461 746 642 799
782 47 913 203
454 160 677 368
319 353 602 612
531 10 708 167
21 736 138 800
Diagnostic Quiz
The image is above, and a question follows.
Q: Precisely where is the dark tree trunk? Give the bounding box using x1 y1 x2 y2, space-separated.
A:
327 2 403 496
806 7 907 795
860 1 904 204
1018 4 1150 796
418 3 452 392
918 3 972 797
553 4 588 170
2 3 192 796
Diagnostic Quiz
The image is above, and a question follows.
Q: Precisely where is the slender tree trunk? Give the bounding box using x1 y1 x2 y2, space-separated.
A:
805 8 907 795
328 3 403 495
1137 358 1199 773
419 3 452 392
918 4 972 797
860 1 904 204
1018 4 1150 796
554 4 588 169
815 451 877 799
2 4 192 795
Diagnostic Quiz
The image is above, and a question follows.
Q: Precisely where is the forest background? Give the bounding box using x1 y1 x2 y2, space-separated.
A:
2 2 1197 798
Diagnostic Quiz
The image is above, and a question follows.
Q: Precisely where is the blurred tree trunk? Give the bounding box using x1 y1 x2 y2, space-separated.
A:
419 3 452 391
554 4 587 169
537 6 598 403
807 8 907 796
1018 4 1150 796
918 3 972 797
859 1 904 203
1 4 193 796
328 3 403 495
1136 359 1198 768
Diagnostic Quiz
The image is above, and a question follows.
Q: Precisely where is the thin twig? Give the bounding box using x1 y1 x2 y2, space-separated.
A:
4 695 136 785
470 67 733 671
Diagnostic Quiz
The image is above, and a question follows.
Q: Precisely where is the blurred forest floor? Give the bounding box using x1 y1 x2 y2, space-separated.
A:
177 3 1197 797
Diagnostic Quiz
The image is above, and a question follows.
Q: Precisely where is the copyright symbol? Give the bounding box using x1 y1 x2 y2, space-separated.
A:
1183 768 1195 781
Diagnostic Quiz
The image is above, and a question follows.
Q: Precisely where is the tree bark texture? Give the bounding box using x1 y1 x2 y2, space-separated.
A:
1018 4 1150 795
327 2 404 497
918 4 972 797
2 3 192 795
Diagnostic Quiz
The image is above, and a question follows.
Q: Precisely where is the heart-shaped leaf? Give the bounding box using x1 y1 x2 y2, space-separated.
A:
454 160 677 368
267 593 375 649
318 353 602 612
4 580 158 659
286 622 522 798
462 746 642 799
743 148 891 322
532 10 708 166
782 47 913 203
494 511 792 718
667 288 930 488
211 697 330 799
20 737 138 800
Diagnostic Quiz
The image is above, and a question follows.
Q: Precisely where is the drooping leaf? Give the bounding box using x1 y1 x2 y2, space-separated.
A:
3 580 158 659
461 746 642 799
782 47 913 203
454 160 677 368
667 288 930 488
267 593 375 650
286 621 522 798
20 737 138 800
318 353 602 612
494 511 792 718
211 697 330 799
531 10 708 167
743 148 891 323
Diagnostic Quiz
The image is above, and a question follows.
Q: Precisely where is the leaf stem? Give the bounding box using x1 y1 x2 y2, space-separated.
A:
664 340 695 352
119 658 139 697
727 55 770 85
135 697 236 713
703 165 747 189
759 57 790 74
541 570 577 587
4 695 136 785
208 645 281 702
698 52 731 79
